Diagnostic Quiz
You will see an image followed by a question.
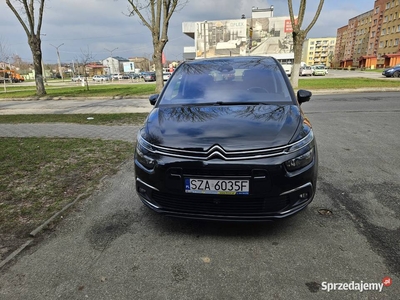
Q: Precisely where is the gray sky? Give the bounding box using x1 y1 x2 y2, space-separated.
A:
0 0 369 64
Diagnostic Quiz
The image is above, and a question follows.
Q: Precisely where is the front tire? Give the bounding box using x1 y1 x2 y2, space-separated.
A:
393 71 400 78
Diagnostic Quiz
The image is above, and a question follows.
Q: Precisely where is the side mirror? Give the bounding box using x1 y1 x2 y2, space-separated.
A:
149 94 159 106
297 89 312 104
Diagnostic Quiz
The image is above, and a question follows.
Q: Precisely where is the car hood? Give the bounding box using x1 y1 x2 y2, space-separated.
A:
141 104 302 151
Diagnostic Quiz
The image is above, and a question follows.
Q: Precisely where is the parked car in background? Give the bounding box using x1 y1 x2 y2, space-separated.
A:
163 72 172 81
299 66 313 76
111 74 123 80
143 72 156 82
129 73 141 79
92 75 109 82
135 56 318 221
382 64 400 77
71 75 83 82
313 66 327 76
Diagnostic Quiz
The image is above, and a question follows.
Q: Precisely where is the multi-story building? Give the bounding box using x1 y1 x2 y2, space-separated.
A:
336 0 400 68
355 10 374 67
302 37 336 66
379 0 400 65
334 26 348 67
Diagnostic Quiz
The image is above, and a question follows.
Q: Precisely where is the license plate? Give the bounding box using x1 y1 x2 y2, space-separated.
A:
185 178 249 195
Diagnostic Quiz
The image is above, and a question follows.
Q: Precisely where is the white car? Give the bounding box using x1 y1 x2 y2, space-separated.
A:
93 75 109 82
71 75 83 82
299 66 313 76
111 74 123 80
163 72 172 81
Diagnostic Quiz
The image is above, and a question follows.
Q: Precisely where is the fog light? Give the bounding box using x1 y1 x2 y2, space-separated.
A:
299 193 308 199
139 187 146 194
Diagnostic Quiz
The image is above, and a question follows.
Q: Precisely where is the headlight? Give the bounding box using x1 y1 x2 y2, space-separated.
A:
285 148 314 171
135 132 156 169
287 129 314 153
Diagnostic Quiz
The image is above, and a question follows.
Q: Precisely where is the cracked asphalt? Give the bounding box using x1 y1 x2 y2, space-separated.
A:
0 92 400 299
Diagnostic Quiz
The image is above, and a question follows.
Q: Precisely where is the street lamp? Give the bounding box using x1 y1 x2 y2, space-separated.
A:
50 43 64 81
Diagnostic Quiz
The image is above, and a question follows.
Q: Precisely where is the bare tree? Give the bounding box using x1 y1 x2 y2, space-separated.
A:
76 46 94 91
126 0 188 92
288 0 324 88
5 0 46 96
0 38 11 92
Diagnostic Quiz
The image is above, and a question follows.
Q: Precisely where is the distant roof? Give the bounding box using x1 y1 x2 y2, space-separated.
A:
108 56 129 62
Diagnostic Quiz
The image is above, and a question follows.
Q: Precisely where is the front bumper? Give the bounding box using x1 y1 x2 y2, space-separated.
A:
134 148 318 221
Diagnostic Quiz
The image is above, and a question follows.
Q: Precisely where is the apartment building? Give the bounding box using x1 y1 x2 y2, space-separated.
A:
335 0 400 68
378 0 400 65
302 37 336 66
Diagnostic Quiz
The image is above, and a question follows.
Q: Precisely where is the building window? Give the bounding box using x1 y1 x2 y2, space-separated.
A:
375 7 380 14
384 16 388 22
382 28 386 35
394 38 399 46
386 2 390 9
379 41 384 48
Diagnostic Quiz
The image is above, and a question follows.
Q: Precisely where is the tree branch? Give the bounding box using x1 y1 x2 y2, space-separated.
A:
304 0 325 34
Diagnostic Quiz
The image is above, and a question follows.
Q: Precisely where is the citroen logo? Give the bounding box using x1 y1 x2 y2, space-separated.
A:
206 145 227 160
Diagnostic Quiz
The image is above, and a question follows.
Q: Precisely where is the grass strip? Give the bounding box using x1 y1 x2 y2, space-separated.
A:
0 137 134 237
0 113 148 125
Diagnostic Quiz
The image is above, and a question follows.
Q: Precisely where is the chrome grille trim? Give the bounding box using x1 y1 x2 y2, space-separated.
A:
138 131 313 160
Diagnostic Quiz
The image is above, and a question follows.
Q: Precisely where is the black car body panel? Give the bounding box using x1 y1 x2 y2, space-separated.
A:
143 105 301 150
134 56 318 221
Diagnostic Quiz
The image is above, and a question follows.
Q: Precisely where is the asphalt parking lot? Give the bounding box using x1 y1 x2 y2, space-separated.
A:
0 92 399 299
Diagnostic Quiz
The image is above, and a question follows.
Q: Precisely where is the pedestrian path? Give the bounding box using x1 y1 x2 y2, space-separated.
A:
0 123 139 142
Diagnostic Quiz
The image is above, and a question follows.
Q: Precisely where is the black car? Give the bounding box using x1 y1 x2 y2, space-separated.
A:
134 56 318 221
382 64 400 77
143 72 156 82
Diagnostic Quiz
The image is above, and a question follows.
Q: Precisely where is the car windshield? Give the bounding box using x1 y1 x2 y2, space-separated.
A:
158 57 293 106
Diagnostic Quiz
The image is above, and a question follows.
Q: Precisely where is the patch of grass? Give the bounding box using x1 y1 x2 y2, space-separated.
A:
298 77 400 90
0 137 134 238
0 83 157 99
0 113 149 125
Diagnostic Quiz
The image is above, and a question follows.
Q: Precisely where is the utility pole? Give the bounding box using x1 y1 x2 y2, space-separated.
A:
50 43 64 81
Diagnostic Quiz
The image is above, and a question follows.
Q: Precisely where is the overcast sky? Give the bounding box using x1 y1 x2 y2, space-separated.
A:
0 0 369 65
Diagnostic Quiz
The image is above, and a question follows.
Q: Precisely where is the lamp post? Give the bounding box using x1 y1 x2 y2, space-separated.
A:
50 43 64 81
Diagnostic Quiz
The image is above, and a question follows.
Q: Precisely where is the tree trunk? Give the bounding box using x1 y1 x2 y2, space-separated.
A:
290 32 305 89
30 35 46 96
154 45 164 93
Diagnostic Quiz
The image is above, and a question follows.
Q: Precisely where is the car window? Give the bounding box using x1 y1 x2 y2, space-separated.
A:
159 58 293 106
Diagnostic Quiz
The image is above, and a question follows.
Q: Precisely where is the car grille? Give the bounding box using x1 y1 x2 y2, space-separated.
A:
151 191 290 216
138 132 314 161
